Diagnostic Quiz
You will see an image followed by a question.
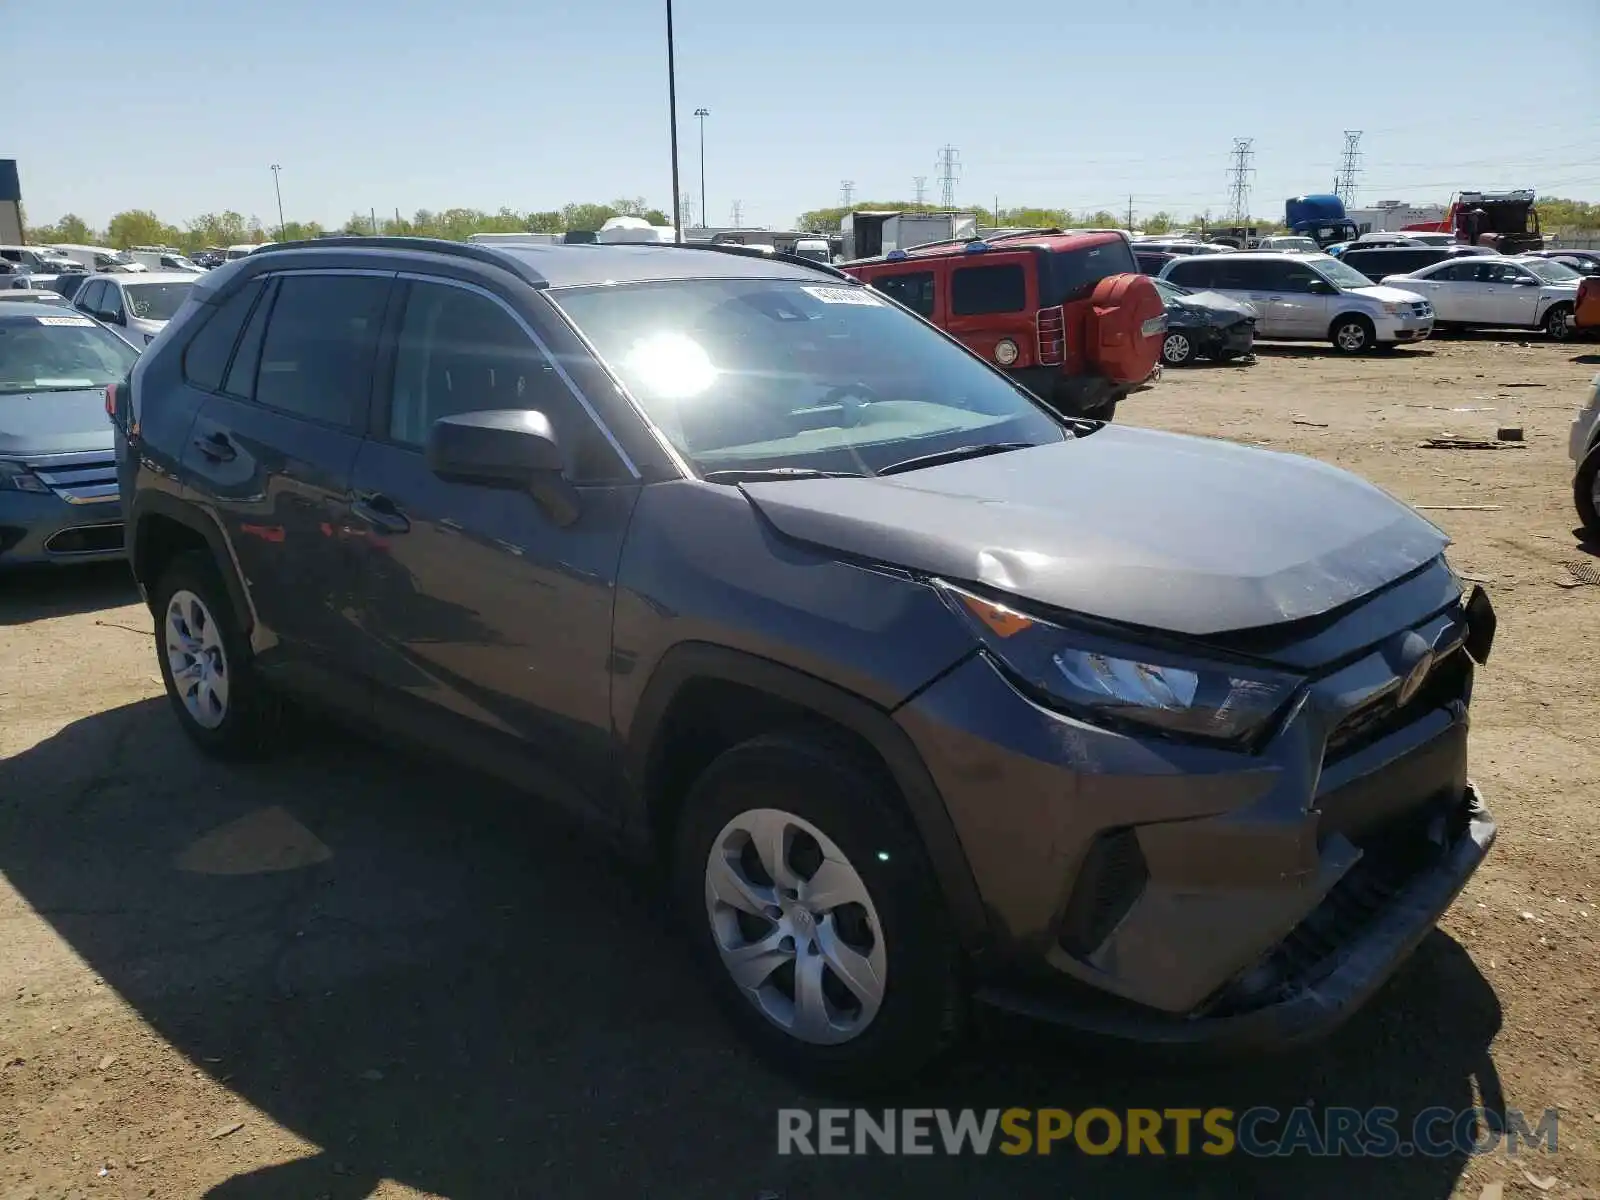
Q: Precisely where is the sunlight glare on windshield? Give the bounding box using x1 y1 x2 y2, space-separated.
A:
623 333 718 399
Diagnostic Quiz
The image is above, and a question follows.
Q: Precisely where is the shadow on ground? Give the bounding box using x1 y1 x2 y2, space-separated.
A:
0 561 140 626
1250 343 1436 360
0 697 1506 1199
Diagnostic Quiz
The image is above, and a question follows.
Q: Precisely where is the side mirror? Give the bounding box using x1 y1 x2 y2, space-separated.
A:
425 409 579 525
1513 277 1539 286
99 309 125 325
1308 280 1338 296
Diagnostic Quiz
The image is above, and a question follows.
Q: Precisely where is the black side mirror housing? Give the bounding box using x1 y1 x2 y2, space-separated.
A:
425 409 579 525
1308 280 1338 296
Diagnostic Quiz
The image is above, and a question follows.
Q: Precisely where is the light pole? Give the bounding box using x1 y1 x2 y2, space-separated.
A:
665 0 683 244
693 108 709 233
269 164 285 241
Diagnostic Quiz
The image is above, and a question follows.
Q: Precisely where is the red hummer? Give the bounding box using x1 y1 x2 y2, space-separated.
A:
840 229 1166 419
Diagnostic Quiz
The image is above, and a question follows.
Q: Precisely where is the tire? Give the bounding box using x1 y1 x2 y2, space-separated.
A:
1330 314 1375 354
1544 303 1575 342
152 551 278 759
672 733 964 1089
1576 445 1600 537
1160 330 1196 366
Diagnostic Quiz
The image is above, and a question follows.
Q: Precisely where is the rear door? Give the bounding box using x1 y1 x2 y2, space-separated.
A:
1228 260 1293 337
180 269 396 704
1415 260 1474 320
945 255 1033 366
346 275 642 815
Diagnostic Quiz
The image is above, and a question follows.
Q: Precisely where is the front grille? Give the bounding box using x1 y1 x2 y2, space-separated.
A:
1057 829 1148 957
27 451 118 505
43 523 124 555
1324 647 1471 763
1411 301 1432 318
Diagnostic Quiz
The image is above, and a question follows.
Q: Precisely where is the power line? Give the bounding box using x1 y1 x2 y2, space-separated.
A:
1337 131 1363 205
839 180 855 207
936 145 961 209
912 176 928 205
1225 138 1255 223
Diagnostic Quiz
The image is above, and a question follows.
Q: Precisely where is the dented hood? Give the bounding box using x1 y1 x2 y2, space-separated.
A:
742 427 1448 636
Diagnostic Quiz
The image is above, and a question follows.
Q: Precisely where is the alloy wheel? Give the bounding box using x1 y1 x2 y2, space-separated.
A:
165 589 230 729
703 807 887 1045
1547 308 1572 341
1162 333 1193 364
1336 322 1368 351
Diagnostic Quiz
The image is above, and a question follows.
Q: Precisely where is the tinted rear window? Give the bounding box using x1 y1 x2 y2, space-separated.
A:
254 274 390 428
1166 259 1218 288
181 279 265 393
1045 239 1137 304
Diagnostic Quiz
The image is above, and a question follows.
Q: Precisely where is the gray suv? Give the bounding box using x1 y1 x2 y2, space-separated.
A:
116 237 1497 1085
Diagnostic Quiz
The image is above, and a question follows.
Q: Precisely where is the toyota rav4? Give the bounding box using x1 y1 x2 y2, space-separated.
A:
114 237 1497 1086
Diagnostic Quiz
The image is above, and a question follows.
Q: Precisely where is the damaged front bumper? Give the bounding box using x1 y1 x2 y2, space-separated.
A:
976 783 1494 1048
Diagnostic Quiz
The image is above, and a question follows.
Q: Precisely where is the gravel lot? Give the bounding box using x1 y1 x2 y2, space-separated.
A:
2 335 1597 1200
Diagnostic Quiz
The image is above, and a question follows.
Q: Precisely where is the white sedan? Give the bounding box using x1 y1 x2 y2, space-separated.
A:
1382 255 1582 340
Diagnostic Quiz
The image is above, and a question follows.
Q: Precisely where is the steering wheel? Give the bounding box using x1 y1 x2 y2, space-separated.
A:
818 382 884 427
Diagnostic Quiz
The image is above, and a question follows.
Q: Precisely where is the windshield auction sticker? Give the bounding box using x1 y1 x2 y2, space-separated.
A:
36 316 96 327
801 286 881 306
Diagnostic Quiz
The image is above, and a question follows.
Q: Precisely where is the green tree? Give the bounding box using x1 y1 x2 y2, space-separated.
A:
26 212 97 244
185 211 250 250
1143 212 1173 234
106 209 181 249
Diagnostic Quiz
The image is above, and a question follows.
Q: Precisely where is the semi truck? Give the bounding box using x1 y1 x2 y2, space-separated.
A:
1284 195 1359 248
1451 190 1543 253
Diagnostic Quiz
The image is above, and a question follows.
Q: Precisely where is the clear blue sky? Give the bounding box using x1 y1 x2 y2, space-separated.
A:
11 0 1599 231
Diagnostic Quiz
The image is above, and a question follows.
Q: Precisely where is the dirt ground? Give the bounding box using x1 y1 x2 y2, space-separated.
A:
1 334 1597 1200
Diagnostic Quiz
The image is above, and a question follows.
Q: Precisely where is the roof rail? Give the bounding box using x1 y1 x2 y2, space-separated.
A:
249 235 548 286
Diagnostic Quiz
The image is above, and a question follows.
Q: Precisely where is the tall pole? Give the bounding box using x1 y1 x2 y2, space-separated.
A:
665 0 683 243
270 164 285 241
694 108 709 234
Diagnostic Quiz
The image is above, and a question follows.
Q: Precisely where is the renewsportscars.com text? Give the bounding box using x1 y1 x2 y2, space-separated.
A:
777 1107 1560 1158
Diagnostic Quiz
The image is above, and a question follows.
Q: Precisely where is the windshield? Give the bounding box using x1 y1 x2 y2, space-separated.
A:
552 278 1067 476
1271 237 1318 252
123 281 194 321
1046 238 1137 304
0 315 140 394
1519 258 1580 283
1312 257 1375 290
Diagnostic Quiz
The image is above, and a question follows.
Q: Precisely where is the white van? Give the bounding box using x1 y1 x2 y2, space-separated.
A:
51 244 148 273
224 242 273 261
130 247 203 272
596 216 677 244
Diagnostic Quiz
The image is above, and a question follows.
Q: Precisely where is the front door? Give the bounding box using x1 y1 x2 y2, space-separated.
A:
347 276 641 816
180 270 395 704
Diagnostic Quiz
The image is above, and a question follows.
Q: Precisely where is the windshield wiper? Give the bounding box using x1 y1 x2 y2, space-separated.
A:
700 467 866 484
877 442 1036 476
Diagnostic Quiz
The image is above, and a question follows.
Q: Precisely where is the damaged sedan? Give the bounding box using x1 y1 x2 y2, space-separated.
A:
122 240 1497 1086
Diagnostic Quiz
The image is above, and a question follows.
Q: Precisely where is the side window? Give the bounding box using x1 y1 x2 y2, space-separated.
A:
388 280 620 481
254 273 391 429
102 284 126 321
1433 261 1475 282
1167 260 1212 288
181 278 265 392
1211 261 1256 290
950 264 1026 316
224 279 274 398
75 279 105 315
872 271 937 318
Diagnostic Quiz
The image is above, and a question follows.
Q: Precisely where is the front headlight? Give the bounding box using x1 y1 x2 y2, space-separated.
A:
0 460 50 494
940 584 1303 747
1382 301 1411 316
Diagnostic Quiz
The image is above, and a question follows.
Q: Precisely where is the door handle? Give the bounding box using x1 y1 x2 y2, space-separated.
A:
192 432 236 462
352 493 411 535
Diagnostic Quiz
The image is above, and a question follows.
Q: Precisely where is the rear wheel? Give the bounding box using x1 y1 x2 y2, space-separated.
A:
672 733 964 1088
152 552 278 758
1544 304 1575 342
1331 314 1375 354
1576 445 1600 536
1160 330 1196 366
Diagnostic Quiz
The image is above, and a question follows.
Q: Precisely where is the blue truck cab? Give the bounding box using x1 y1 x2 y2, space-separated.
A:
1286 194 1359 248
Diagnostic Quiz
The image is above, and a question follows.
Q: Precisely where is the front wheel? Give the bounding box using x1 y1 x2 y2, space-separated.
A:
1160 330 1196 366
673 734 964 1088
1331 315 1375 354
1544 304 1575 342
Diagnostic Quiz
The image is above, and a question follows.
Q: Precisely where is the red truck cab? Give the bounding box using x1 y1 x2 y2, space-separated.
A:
840 230 1165 419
